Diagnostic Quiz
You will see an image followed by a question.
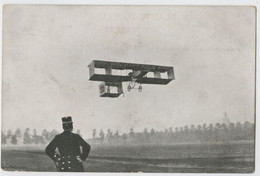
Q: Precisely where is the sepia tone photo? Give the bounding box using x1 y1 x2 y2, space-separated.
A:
1 5 256 173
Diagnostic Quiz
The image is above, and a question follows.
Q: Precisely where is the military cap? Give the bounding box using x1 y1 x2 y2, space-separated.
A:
62 116 73 124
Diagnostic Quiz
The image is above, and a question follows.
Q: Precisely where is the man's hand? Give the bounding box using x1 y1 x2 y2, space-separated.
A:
54 156 60 169
55 161 59 167
76 156 83 163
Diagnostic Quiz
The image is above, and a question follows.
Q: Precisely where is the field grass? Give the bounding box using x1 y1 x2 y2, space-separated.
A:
1 142 255 173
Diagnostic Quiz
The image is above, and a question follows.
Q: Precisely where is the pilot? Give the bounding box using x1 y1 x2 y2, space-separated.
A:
45 116 91 172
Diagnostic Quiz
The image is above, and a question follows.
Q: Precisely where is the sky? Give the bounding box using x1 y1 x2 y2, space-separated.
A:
2 5 256 138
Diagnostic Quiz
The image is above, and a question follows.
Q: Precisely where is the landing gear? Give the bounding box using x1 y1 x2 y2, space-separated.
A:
127 85 131 92
127 82 142 92
138 85 142 92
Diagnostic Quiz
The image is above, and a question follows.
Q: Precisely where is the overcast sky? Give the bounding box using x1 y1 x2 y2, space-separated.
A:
2 5 255 138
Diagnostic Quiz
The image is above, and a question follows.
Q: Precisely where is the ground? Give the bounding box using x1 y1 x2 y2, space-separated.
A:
1 141 255 173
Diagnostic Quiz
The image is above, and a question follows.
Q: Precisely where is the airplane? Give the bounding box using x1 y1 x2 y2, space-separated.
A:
88 60 175 98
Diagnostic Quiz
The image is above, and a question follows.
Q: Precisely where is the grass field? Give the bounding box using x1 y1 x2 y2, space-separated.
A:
1 142 255 173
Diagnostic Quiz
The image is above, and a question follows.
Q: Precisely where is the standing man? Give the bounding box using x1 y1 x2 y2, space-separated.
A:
45 116 91 172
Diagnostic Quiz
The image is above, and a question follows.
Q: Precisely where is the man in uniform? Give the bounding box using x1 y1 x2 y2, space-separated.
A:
45 116 91 172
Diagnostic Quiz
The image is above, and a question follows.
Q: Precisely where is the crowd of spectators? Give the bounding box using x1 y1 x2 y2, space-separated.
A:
1 121 254 145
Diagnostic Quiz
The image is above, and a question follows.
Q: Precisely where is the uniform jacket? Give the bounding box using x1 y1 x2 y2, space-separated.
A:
45 131 91 172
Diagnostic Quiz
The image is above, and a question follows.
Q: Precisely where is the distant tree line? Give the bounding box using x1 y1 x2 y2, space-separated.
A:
1 128 81 145
89 121 254 145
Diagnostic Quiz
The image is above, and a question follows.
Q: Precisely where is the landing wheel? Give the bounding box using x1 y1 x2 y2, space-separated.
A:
138 86 142 92
127 85 131 92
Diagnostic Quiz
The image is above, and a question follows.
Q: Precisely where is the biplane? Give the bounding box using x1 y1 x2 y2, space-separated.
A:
88 60 175 98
